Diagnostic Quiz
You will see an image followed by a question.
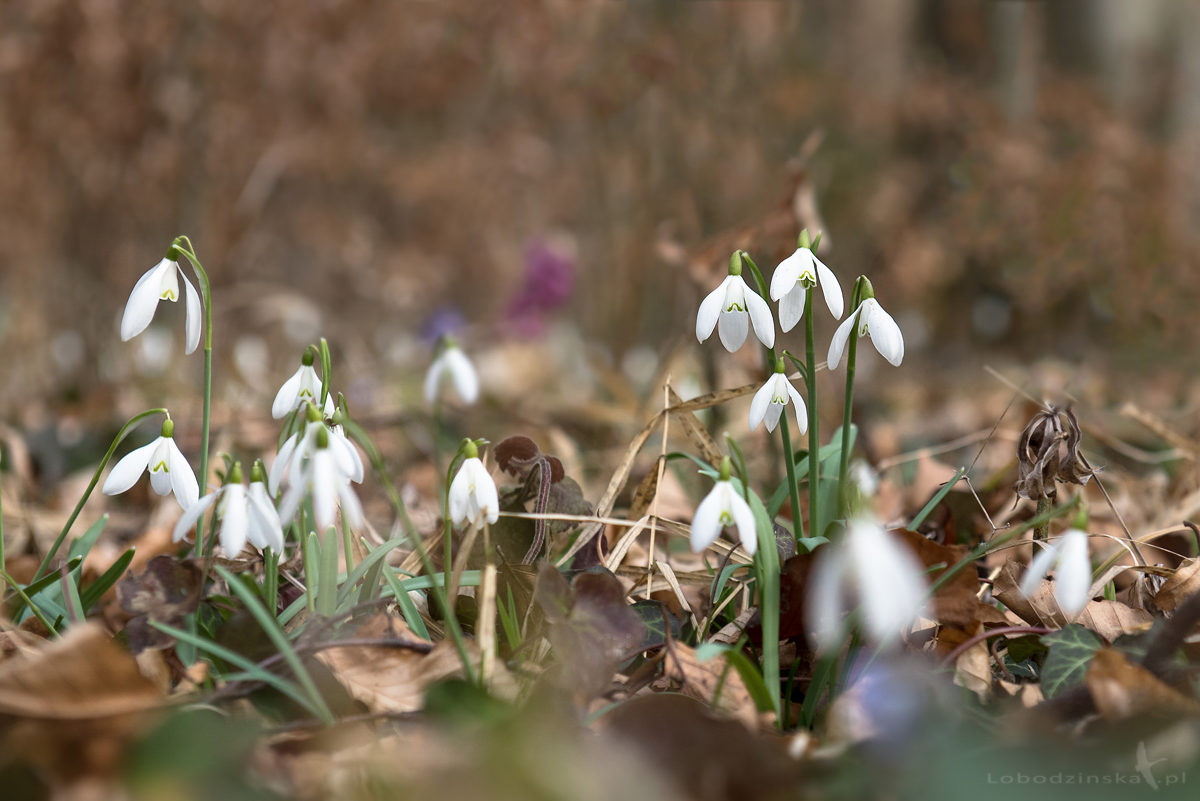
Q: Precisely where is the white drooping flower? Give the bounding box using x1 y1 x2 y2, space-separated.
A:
748 368 807 434
690 460 758 557
805 519 928 652
448 447 499 528
272 352 326 419
120 250 202 354
172 462 284 557
268 403 363 495
277 427 364 532
425 340 479 406
696 254 775 352
102 419 199 511
827 297 904 370
770 245 844 332
1019 529 1092 616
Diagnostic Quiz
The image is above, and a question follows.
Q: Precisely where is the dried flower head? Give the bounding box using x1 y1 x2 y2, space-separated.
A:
1015 405 1092 502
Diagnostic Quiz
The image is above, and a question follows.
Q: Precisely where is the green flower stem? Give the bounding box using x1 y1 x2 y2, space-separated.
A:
31 408 167 583
752 510 783 726
803 289 820 537
777 412 805 540
175 236 213 558
836 322 860 518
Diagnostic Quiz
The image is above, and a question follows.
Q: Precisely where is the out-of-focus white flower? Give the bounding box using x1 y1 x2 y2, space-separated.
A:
278 427 364 532
102 418 199 510
770 245 843 331
172 461 284 557
448 445 499 528
806 519 928 651
827 298 904 370
690 459 758 557
424 340 479 406
696 253 775 352
120 249 202 354
268 403 363 494
1019 529 1092 616
748 367 807 434
272 350 327 419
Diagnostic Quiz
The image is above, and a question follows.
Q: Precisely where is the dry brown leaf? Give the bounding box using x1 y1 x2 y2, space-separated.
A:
0 622 162 718
1076 600 1154 642
993 560 1066 628
1155 557 1200 613
316 614 466 715
895 528 979 627
998 679 1044 708
663 643 760 729
666 385 723 467
1085 649 1200 720
952 622 992 700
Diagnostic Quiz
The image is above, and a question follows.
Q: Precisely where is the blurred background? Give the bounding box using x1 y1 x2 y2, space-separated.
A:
2 0 1199 498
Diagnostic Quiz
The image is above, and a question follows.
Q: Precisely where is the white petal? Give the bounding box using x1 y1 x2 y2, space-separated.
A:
865 301 904 366
778 285 806 332
806 547 847 652
147 439 174 496
219 485 249 557
247 483 285 551
689 485 725 552
269 433 299 495
695 281 726 343
1019 539 1063 599
166 439 199 510
748 379 775 431
726 486 758 557
102 440 157 495
743 286 776 348
423 356 446 406
826 308 859 370
120 261 170 341
331 428 365 483
171 490 220 543
277 471 307 525
1053 530 1092 616
337 481 365 530
717 310 749 352
763 399 785 433
272 367 306 419
471 460 500 524
787 383 808 436
850 524 927 645
310 451 337 531
448 462 471 526
445 349 479 404
181 269 202 354
770 251 802 301
814 257 843 319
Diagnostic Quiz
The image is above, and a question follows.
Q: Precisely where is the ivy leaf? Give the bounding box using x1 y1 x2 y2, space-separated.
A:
1039 624 1102 698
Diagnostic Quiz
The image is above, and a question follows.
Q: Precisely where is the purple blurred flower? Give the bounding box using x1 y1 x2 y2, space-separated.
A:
504 240 575 337
421 305 466 346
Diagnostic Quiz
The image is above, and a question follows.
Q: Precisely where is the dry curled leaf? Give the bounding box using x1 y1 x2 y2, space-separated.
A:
1086 649 1200 720
1155 557 1200 613
1015 405 1092 502
662 643 759 729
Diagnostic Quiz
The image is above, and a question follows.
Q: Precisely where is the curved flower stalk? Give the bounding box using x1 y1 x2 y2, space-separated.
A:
1019 528 1092 616
827 297 904 369
696 252 775 352
173 461 284 557
690 458 758 557
269 403 364 495
448 440 499 528
425 338 479 406
805 519 928 652
749 363 807 435
770 242 843 331
272 349 328 419
120 246 203 354
278 426 364 532
102 418 199 511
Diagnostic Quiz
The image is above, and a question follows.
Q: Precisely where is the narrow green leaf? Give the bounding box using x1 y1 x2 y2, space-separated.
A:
80 548 135 613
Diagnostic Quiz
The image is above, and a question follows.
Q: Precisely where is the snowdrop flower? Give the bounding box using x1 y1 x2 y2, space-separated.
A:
749 361 807 434
806 519 928 652
102 418 199 511
696 251 775 352
120 246 202 354
770 237 843 332
448 440 499 528
278 427 364 532
1019 529 1092 616
272 349 328 419
269 402 363 494
424 338 479 406
172 461 284 557
827 297 904 370
690 457 758 557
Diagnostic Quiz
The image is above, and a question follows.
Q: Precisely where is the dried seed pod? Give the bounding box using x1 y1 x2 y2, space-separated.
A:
1015 405 1093 501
